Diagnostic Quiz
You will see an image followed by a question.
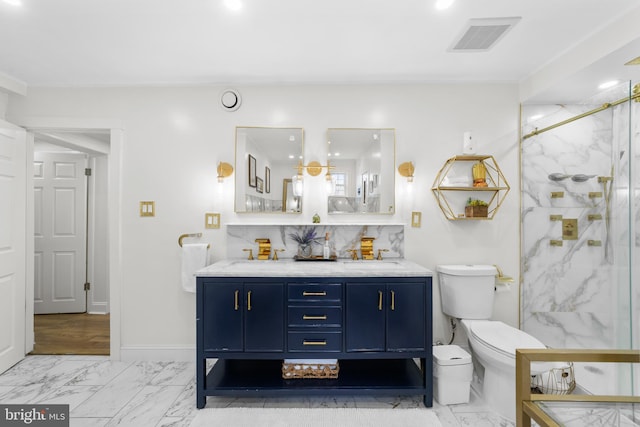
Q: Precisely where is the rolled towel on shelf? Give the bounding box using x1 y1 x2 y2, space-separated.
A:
181 243 209 293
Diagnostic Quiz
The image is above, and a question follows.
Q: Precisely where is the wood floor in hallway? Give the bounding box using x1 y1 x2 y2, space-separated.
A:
31 313 110 355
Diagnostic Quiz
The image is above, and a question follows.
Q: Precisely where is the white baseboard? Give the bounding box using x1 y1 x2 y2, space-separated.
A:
120 346 195 362
88 302 109 314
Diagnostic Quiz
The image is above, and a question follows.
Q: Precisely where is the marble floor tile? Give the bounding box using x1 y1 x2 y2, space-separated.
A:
149 362 194 386
65 360 132 386
71 362 169 418
0 356 520 427
69 417 111 427
104 385 184 427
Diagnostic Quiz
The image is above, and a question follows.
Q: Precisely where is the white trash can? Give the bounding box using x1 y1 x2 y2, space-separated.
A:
433 345 473 405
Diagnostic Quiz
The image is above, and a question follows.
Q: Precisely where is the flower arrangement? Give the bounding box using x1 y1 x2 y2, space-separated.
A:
289 227 321 258
288 227 321 246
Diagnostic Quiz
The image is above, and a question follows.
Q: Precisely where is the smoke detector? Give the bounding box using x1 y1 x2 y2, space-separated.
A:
449 17 521 52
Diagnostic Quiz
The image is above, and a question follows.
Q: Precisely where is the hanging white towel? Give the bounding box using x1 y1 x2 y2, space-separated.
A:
181 243 209 293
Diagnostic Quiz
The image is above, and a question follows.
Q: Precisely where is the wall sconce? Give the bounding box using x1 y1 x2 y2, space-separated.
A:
398 161 415 182
291 160 336 196
217 162 234 182
292 161 304 196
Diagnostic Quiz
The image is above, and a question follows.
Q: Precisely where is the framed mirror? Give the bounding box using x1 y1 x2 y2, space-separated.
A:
235 126 304 213
326 128 395 214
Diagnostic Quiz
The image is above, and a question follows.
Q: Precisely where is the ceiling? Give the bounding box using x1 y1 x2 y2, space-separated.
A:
1 0 638 103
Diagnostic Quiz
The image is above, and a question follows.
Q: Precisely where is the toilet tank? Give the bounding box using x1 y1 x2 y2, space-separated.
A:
437 265 497 319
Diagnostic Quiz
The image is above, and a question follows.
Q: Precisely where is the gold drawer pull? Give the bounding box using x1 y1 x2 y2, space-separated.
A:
378 290 383 311
391 290 395 311
302 291 327 296
234 290 239 311
247 290 252 311
303 315 327 320
303 340 327 346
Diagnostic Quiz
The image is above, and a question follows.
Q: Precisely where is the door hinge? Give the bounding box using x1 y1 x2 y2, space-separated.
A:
84 282 91 291
85 168 92 176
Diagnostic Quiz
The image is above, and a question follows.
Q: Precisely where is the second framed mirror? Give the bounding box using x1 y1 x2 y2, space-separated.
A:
326 128 396 214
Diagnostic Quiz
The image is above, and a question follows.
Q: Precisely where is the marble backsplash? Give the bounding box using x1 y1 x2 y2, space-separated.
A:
226 224 404 260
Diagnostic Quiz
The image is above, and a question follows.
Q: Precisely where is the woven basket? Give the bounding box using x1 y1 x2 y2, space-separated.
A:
531 362 576 395
282 361 339 379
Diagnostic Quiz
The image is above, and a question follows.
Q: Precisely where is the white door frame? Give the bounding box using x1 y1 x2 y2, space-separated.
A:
20 117 123 360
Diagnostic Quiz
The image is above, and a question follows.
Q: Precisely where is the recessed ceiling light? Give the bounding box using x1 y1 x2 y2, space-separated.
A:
435 0 455 10
224 0 242 12
598 80 619 90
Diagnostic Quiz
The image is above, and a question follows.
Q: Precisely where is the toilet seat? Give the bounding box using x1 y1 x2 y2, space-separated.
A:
464 320 546 357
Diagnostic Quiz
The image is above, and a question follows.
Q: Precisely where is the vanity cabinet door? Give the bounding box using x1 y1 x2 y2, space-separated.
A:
201 281 284 352
202 282 243 352
386 282 425 351
244 283 284 352
345 281 426 352
345 283 385 351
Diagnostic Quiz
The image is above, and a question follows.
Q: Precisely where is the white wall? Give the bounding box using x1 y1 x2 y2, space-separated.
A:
7 83 520 356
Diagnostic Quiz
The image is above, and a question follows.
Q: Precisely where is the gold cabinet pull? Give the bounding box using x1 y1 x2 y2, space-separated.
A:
390 291 395 311
378 290 383 311
234 290 239 311
302 291 327 296
303 315 327 320
247 290 252 311
303 340 327 346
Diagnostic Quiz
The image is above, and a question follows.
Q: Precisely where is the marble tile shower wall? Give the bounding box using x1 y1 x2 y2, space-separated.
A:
226 224 404 260
521 101 636 394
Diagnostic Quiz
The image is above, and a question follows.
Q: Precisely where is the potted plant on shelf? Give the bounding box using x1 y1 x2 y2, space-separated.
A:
288 226 321 258
465 198 488 218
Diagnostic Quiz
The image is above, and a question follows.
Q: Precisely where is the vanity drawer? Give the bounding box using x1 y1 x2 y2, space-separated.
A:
288 283 342 302
288 307 342 328
287 331 342 352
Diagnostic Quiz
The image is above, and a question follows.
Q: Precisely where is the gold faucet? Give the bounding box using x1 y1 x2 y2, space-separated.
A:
377 249 389 260
347 249 359 260
242 248 254 260
360 237 375 260
273 249 284 261
255 238 271 260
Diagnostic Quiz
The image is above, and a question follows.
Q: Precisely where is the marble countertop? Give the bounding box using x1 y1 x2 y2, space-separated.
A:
196 258 433 278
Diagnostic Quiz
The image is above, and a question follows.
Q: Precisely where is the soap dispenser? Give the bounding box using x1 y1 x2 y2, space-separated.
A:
323 232 331 259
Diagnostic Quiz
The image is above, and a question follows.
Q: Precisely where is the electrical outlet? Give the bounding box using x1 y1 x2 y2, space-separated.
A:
140 201 155 217
205 213 220 229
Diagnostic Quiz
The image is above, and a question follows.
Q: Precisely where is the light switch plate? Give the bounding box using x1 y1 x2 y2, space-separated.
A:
205 213 220 229
140 201 155 217
411 211 422 227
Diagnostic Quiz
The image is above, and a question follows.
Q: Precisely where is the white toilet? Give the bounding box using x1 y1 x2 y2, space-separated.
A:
437 264 547 421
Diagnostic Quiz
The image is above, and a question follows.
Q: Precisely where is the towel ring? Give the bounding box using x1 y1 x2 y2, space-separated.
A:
178 233 210 249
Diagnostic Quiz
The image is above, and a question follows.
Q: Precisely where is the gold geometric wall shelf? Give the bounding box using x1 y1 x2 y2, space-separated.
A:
431 155 510 220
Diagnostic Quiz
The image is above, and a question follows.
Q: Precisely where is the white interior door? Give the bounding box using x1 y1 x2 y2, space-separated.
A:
34 152 87 314
0 120 26 374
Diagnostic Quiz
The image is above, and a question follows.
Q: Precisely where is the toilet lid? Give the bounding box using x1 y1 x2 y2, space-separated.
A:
468 321 546 356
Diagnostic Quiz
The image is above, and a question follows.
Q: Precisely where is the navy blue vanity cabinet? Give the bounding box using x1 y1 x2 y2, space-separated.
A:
200 280 284 352
197 274 432 409
345 281 425 352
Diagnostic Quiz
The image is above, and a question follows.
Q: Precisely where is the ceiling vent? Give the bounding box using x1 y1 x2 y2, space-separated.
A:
449 17 521 52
